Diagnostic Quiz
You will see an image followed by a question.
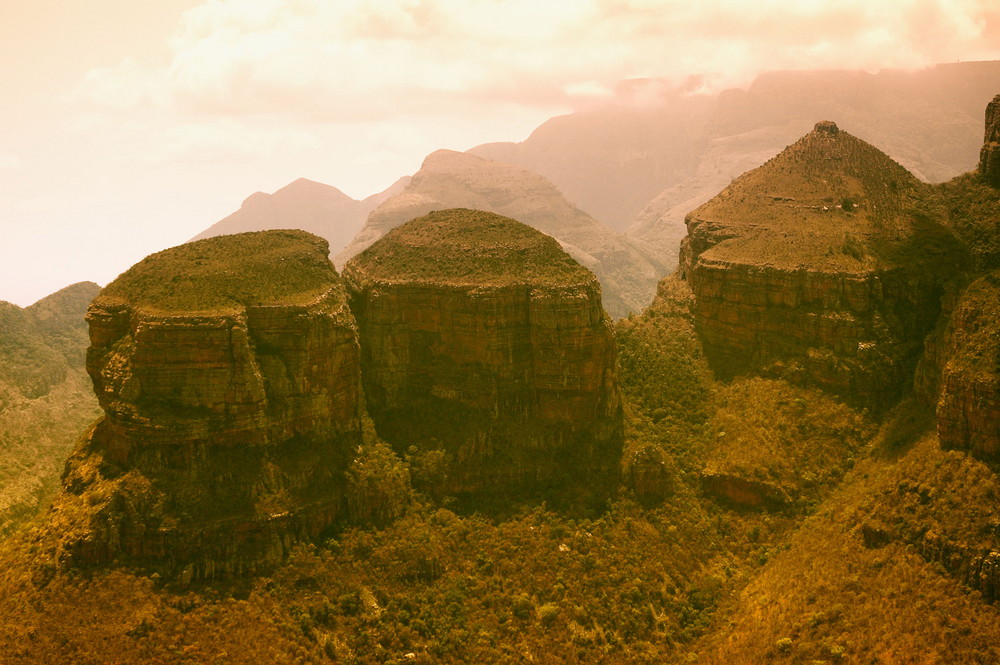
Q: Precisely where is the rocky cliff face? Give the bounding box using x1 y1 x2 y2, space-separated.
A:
680 122 968 408
57 231 363 579
928 271 1000 461
337 149 665 318
980 94 1000 188
342 209 623 502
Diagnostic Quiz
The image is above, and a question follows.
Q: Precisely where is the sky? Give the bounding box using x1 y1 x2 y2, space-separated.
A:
2 0 999 306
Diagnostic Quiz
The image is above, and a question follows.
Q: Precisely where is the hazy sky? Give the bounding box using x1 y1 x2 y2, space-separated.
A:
3 0 999 306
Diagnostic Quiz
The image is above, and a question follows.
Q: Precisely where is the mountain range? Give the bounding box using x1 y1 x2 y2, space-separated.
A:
0 65 997 664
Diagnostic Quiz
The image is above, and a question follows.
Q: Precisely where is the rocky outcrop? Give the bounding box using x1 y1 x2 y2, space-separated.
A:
700 472 789 510
343 209 623 501
680 122 968 408
337 149 665 318
980 94 1000 188
931 271 1000 461
57 231 364 579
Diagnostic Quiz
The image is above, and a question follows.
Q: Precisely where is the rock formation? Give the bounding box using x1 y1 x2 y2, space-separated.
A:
474 63 1000 261
336 149 665 318
680 122 968 408
57 231 364 579
342 209 623 501
980 94 1000 187
931 271 1000 460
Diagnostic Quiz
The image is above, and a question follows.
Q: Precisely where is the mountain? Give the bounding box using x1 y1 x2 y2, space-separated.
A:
472 77 716 232
337 149 666 318
1 90 999 665
472 61 1000 263
0 282 101 535
192 176 410 259
679 120 968 408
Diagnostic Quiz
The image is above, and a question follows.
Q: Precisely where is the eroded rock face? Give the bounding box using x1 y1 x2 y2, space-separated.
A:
680 122 967 408
58 231 363 579
343 209 623 500
932 271 1000 461
980 94 1000 188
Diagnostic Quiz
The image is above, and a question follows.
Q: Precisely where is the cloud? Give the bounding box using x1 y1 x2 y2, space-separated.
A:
0 154 21 172
76 0 1000 122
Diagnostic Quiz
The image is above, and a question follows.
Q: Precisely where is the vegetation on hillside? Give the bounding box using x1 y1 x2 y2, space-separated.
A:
98 230 340 314
687 125 944 270
0 283 101 535
2 140 999 661
347 209 592 288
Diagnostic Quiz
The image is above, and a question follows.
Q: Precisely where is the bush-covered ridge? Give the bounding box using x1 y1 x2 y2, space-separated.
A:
347 209 594 287
96 230 341 314
688 122 934 270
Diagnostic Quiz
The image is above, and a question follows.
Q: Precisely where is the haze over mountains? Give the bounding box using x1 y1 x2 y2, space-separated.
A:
191 61 1000 316
192 177 410 254
1 55 1000 662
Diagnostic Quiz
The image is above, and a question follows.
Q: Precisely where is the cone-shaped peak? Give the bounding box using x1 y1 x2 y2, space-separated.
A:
686 124 929 270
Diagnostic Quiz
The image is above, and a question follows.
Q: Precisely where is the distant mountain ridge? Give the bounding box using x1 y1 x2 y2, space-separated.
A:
192 176 410 259
336 149 666 317
472 60 1000 265
0 282 101 535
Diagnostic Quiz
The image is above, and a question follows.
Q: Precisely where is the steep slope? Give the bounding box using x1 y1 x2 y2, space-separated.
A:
680 121 968 408
343 209 623 505
692 417 1000 664
0 282 101 534
978 93 1000 187
914 98 1000 464
51 231 365 580
472 62 1000 271
472 78 716 231
337 149 665 317
931 272 1000 460
192 177 409 258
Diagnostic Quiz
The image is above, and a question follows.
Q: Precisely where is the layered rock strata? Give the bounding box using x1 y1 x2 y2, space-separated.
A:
58 231 363 579
980 94 1000 188
680 122 968 407
931 271 1000 460
343 209 623 500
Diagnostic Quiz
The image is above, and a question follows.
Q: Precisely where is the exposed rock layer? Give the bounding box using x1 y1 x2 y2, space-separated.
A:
980 94 1000 187
931 271 1000 460
60 231 364 578
680 123 967 407
343 210 623 499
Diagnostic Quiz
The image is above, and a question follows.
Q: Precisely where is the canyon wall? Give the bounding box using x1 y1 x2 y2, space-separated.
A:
680 122 968 408
57 231 364 579
343 209 623 501
980 94 1000 188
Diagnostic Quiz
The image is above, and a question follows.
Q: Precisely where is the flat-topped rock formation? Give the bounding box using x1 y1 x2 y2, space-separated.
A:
680 122 968 407
343 209 623 501
57 231 364 579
